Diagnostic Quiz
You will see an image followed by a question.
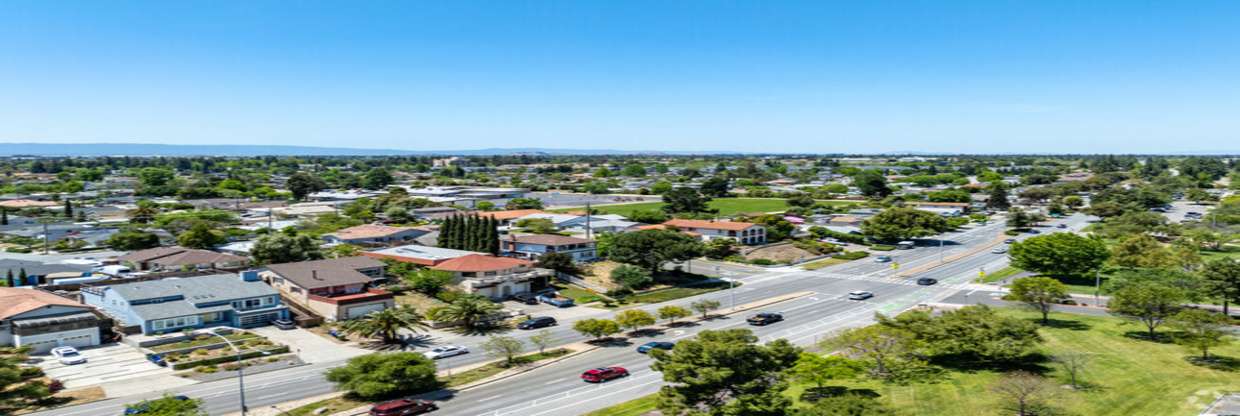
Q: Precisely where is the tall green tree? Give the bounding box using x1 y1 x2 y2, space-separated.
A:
790 353 864 389
325 353 438 400
1169 309 1232 360
608 229 705 275
860 207 950 242
1008 277 1071 324
481 335 525 367
0 346 53 411
250 232 324 264
651 329 800 416
573 318 621 341
286 172 327 200
853 170 892 198
986 183 1012 210
1009 233 1109 277
1108 282 1186 339
1201 258 1240 315
176 221 225 249
661 187 713 214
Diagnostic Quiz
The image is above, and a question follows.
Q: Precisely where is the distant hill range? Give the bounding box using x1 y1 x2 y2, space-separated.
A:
0 143 746 157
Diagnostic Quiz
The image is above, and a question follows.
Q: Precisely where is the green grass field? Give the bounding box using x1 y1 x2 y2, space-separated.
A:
555 198 858 218
979 265 1023 283
586 308 1240 416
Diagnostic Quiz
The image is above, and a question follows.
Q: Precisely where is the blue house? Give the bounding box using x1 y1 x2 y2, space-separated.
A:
81 271 289 335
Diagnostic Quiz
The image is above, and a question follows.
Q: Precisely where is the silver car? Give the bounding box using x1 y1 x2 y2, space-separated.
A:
423 345 469 360
51 346 87 365
848 291 874 300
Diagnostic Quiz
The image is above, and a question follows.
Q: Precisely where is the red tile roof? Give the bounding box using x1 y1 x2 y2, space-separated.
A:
0 287 90 320
480 209 545 221
328 224 422 240
663 219 759 232
432 254 531 273
505 234 593 246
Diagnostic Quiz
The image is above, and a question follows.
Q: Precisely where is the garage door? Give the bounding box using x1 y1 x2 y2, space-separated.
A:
345 304 386 320
23 334 95 354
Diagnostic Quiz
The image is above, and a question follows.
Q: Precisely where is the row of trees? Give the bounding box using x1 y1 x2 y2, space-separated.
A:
571 302 715 340
439 214 500 255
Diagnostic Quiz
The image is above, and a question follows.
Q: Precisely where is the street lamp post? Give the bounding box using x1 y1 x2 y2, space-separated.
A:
1093 268 1102 304
199 330 248 415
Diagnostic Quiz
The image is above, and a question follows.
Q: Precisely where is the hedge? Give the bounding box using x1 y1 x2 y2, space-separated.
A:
173 345 290 370
869 244 896 251
832 251 870 260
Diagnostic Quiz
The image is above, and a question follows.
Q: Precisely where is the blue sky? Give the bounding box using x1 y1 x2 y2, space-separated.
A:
2 1 1239 154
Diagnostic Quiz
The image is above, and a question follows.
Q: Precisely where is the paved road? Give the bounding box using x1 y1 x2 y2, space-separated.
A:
35 214 1092 416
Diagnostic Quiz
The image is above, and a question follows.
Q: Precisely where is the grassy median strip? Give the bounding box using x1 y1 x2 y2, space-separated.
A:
979 265 1022 283
582 394 659 416
801 257 850 270
284 396 369 416
441 348 572 387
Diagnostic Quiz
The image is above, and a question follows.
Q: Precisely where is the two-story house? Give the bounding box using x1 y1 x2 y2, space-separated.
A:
430 254 553 299
0 287 106 353
661 219 767 245
501 234 598 262
261 257 393 321
81 271 288 335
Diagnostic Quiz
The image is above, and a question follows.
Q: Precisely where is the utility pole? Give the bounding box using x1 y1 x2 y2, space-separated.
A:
585 202 592 240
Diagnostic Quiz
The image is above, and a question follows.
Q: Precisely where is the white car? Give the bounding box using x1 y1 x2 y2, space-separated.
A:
847 291 874 301
50 346 87 365
423 345 469 360
991 247 1008 254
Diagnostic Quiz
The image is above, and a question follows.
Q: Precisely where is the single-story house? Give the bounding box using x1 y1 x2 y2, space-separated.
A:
0 287 105 353
908 202 968 217
261 257 393 321
0 259 91 286
501 234 598 262
363 244 484 266
117 246 250 272
430 254 553 300
324 224 430 246
81 271 289 335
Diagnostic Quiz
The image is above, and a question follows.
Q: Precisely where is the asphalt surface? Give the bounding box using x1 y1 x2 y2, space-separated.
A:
35 214 1092 416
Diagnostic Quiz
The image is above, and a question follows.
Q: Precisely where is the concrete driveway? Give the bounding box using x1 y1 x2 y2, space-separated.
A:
35 343 169 389
249 326 370 364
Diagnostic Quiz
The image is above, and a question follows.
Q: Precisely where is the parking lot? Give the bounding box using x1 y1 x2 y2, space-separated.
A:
35 343 169 389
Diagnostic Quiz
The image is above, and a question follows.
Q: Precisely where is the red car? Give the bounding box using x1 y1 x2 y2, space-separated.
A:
369 398 437 416
581 366 629 383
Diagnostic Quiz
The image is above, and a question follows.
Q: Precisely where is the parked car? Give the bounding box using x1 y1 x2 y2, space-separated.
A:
848 291 874 300
873 255 892 263
422 345 469 360
1027 229 1040 234
272 319 297 330
581 366 629 383
1004 239 1017 244
537 294 576 308
145 353 167 367
518 316 557 330
636 341 675 354
991 247 1007 254
747 312 784 326
369 398 438 416
510 292 540 305
50 346 86 365
125 395 191 415
916 278 938 286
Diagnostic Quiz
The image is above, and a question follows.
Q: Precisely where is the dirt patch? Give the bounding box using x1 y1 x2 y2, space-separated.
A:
13 386 106 415
743 243 815 264
578 261 623 291
395 292 448 311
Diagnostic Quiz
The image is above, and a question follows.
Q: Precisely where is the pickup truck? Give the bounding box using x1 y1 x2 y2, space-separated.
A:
537 294 575 308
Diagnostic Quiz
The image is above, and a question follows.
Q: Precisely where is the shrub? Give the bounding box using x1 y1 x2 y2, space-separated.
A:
832 251 870 260
870 244 896 251
749 258 776 266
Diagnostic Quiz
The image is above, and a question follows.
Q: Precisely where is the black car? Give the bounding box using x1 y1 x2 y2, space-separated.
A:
1004 239 1017 244
517 316 557 330
272 319 297 330
510 292 540 305
747 312 784 326
916 278 938 286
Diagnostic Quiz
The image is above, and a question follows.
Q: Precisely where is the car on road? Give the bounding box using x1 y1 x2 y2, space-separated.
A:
847 291 874 300
272 319 297 330
581 366 629 383
124 395 191 415
369 398 438 416
422 345 469 360
537 294 576 308
517 316 557 330
747 312 784 326
50 346 86 365
1057 223 1068 229
916 278 938 286
991 247 1007 254
637 341 675 354
1027 229 1040 234
510 292 540 305
1004 238 1017 244
874 255 892 263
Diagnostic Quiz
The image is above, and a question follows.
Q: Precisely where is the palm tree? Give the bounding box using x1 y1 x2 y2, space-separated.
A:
340 305 427 344
128 202 160 224
436 296 502 329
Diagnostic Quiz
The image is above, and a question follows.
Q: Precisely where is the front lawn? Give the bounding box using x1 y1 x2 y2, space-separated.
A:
589 308 1240 416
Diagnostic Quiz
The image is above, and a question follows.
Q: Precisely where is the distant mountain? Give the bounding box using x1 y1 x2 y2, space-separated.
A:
0 143 750 157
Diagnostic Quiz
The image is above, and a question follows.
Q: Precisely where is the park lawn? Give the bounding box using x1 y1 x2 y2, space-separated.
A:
589 308 1240 416
559 198 859 218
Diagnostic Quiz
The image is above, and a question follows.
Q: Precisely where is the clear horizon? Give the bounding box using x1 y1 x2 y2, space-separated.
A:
3 1 1239 154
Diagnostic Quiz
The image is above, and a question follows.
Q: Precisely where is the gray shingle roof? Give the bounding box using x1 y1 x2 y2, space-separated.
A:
109 274 278 303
